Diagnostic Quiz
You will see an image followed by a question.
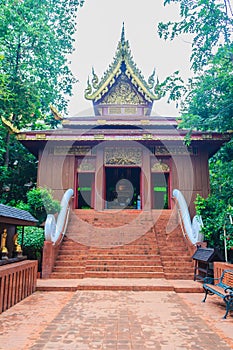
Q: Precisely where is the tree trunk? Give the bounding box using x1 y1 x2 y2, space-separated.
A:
4 130 11 168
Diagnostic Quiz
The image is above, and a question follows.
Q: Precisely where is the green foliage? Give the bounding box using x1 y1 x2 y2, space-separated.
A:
0 129 37 205
209 141 233 205
155 71 187 106
24 187 60 225
195 141 233 251
195 194 233 250
179 45 233 132
0 0 84 204
18 226 44 271
159 0 233 72
18 226 44 251
159 1 233 254
0 0 85 127
158 0 233 133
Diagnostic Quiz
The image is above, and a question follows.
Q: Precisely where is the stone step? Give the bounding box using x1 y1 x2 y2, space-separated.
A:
164 272 194 280
85 265 164 273
162 260 193 266
159 251 191 256
58 249 160 256
63 236 157 244
53 266 164 274
55 259 162 267
163 267 193 273
84 271 165 278
49 272 84 279
56 254 161 261
60 242 158 249
36 278 203 293
53 266 86 273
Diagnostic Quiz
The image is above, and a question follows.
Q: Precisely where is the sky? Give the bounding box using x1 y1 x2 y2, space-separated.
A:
67 0 193 117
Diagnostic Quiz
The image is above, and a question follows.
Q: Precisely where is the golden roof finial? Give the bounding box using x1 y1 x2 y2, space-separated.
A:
1 116 19 134
50 105 63 120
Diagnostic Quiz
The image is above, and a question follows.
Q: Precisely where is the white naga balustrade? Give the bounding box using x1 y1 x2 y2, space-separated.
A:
173 189 203 245
44 188 74 244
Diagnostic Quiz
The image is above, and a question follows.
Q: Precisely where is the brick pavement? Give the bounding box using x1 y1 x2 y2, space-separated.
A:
0 291 232 350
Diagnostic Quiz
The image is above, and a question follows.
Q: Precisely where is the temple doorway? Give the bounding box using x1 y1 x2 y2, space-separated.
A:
77 173 95 209
151 173 169 209
105 167 140 209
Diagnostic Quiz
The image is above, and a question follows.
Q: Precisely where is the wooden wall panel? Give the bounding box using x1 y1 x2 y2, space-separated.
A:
38 148 75 202
38 149 53 188
62 156 75 190
191 151 210 198
171 156 194 191
171 151 210 217
51 156 64 190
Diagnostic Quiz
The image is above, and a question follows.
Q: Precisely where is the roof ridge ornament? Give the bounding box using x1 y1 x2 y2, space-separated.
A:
92 68 99 89
148 69 156 89
1 116 20 134
50 105 63 120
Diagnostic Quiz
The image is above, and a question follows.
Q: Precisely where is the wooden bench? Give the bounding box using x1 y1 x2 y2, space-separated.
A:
202 269 233 319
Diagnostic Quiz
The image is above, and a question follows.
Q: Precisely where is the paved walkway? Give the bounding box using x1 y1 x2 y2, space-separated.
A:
0 289 232 349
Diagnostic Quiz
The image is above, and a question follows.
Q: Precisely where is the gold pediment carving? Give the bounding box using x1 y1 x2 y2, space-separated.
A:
101 75 145 105
78 158 96 172
104 147 142 166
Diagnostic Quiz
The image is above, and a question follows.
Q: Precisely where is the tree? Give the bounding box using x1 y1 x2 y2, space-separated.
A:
180 45 233 132
158 0 233 132
0 0 84 128
158 0 233 258
0 0 84 203
158 0 233 72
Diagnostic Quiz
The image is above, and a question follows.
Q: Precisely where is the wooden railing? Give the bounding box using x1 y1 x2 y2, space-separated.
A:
0 260 38 314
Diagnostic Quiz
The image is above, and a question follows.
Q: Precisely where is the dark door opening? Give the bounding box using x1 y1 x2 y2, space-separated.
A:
77 173 94 209
152 173 169 209
105 167 140 209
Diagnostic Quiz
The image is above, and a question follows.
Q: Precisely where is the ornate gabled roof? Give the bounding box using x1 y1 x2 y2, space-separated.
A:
84 24 160 104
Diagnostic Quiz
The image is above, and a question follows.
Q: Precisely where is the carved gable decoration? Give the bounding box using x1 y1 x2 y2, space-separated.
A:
101 74 146 105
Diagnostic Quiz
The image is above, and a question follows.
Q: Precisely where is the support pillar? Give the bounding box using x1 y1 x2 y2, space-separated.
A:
142 148 151 210
95 148 104 210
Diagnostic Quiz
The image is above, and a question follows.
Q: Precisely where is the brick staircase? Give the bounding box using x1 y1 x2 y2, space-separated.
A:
49 210 194 279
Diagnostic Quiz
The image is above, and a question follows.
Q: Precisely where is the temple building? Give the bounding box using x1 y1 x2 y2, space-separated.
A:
17 26 229 217
13 26 232 280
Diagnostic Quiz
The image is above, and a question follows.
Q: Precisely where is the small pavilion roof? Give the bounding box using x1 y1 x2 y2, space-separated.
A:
0 204 38 226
